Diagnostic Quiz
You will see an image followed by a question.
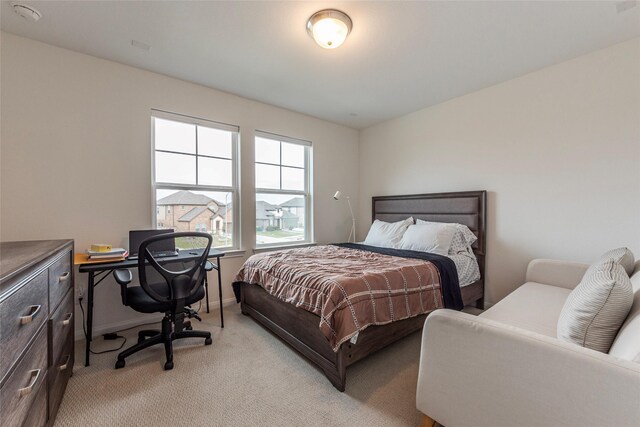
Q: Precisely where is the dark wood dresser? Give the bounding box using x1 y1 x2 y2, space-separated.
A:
0 240 74 427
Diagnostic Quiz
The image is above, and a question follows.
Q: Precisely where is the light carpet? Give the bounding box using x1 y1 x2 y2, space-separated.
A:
55 304 425 426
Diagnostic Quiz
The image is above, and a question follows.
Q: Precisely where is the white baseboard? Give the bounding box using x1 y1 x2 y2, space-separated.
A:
74 297 238 341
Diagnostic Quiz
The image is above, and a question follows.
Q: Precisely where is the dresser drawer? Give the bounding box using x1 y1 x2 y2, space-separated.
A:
48 332 73 423
22 381 47 427
50 289 74 365
0 327 48 427
48 252 72 313
0 270 49 382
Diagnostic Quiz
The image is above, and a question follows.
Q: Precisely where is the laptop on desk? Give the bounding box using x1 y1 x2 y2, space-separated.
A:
128 229 179 260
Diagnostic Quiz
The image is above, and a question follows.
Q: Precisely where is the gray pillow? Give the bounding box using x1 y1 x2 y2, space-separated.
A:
557 258 633 353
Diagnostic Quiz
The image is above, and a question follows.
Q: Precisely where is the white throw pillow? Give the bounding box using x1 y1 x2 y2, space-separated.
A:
416 220 477 254
557 258 634 353
363 218 413 248
591 247 635 276
397 223 457 255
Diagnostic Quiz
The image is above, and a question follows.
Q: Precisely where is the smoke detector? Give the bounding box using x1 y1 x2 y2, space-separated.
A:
11 2 42 22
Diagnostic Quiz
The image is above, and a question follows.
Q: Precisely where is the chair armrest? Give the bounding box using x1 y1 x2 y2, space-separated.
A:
113 269 133 286
525 259 589 289
416 310 640 427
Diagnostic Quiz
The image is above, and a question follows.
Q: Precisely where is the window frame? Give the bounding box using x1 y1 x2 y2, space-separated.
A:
151 109 240 251
254 130 312 248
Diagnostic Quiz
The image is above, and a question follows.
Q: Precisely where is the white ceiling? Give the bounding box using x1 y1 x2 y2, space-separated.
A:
1 1 639 129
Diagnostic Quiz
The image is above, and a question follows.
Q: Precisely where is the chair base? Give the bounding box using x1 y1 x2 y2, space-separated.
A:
115 315 211 370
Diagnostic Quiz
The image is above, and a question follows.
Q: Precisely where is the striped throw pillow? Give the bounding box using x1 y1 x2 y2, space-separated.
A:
599 247 635 276
557 258 633 353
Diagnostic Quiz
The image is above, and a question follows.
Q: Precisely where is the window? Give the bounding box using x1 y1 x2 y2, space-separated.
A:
255 131 311 246
152 110 239 250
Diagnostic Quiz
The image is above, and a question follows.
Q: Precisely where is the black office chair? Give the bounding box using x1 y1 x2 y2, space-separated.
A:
113 232 213 370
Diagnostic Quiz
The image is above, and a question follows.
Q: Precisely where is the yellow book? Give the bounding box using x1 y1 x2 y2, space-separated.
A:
90 243 112 253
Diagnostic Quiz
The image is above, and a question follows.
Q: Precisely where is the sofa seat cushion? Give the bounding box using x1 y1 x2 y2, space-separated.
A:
480 282 571 337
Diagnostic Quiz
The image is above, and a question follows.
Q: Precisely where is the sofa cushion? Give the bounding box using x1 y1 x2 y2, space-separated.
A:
609 262 640 362
557 259 633 353
480 282 571 337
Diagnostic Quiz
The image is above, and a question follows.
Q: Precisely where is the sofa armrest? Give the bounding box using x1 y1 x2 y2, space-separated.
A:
416 310 640 427
525 259 589 289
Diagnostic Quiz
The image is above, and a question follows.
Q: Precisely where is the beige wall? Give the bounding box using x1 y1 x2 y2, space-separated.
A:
358 38 640 305
2 31 638 334
0 33 359 336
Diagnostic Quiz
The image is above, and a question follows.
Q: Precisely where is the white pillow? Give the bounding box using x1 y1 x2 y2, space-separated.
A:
591 247 635 276
557 258 633 353
416 220 477 254
363 218 413 248
397 223 457 255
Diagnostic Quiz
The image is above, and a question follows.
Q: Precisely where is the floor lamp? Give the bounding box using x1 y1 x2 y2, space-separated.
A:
333 190 356 243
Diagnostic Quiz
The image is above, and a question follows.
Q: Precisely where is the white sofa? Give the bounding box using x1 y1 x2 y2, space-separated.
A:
416 259 640 427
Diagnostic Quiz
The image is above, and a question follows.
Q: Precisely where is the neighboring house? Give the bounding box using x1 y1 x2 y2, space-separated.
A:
157 190 230 233
280 197 305 228
256 201 298 230
211 204 233 235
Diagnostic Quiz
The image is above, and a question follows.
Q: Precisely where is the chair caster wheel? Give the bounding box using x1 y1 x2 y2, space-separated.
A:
164 361 174 370
115 359 125 369
205 337 212 345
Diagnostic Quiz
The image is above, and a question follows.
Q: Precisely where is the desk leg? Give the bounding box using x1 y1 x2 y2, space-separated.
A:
85 271 95 367
217 256 224 328
204 275 210 314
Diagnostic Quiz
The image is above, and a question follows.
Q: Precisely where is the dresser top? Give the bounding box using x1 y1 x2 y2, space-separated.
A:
0 240 73 291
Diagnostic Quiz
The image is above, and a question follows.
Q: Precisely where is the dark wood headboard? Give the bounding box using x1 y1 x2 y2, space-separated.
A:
372 190 487 278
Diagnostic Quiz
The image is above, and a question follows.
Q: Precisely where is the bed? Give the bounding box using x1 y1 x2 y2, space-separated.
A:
234 190 486 391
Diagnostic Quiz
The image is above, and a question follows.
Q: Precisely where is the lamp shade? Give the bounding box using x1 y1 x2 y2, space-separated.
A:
307 9 352 49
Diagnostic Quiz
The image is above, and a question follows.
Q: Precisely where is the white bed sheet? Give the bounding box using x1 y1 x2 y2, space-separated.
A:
449 250 481 287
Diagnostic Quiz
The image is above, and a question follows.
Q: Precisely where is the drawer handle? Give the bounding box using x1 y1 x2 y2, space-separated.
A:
58 271 70 283
18 369 41 397
19 305 42 325
62 312 73 326
58 355 71 371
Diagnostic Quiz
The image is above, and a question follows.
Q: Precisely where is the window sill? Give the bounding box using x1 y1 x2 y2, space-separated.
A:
253 242 317 254
219 249 246 258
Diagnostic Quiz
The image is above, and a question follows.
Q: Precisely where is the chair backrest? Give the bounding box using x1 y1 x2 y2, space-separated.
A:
137 232 212 304
609 260 640 363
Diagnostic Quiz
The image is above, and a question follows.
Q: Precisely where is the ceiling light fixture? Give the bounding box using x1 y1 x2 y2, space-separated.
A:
11 2 42 22
306 9 352 49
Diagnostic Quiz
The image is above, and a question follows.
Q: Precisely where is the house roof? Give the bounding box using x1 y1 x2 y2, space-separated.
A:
281 197 304 208
158 190 222 206
158 190 211 206
212 204 231 220
178 206 214 222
